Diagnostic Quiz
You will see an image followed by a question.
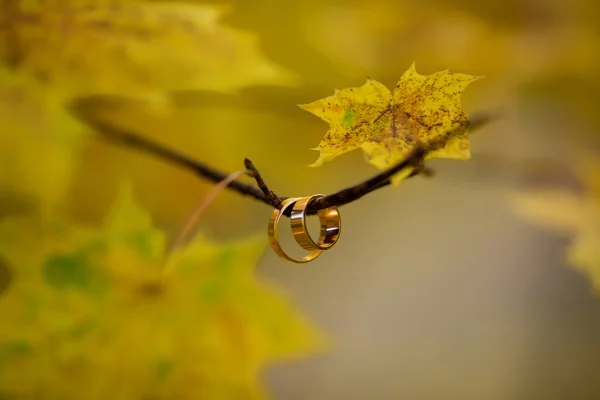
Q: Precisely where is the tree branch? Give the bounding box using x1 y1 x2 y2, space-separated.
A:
305 110 498 213
81 116 272 204
243 158 280 207
74 106 498 216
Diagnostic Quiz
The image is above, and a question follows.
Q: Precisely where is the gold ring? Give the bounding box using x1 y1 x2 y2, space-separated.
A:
290 194 341 251
268 197 323 263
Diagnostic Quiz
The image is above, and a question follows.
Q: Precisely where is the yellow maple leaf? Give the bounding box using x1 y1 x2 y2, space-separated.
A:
509 157 600 292
300 63 482 184
0 184 325 399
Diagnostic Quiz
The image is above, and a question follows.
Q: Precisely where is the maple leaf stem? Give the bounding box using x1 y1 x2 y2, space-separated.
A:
77 105 498 217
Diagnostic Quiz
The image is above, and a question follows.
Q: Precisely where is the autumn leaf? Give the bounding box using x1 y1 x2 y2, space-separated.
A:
510 157 600 292
0 184 325 399
300 63 482 184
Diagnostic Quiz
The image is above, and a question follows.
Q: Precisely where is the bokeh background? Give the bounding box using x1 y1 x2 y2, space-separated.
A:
2 0 600 398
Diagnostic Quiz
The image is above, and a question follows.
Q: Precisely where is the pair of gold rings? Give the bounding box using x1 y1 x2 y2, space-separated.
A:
268 194 341 263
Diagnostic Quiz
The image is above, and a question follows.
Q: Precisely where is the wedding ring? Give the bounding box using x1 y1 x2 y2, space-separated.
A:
268 197 323 263
290 194 341 251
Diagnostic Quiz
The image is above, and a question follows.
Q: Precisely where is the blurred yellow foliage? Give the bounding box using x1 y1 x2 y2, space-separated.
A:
0 6 324 395
301 63 480 184
0 0 298 218
0 184 324 399
0 67 87 215
510 158 600 291
1 0 298 100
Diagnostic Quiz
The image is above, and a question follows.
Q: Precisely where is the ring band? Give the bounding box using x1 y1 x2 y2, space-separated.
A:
290 194 341 251
268 197 323 263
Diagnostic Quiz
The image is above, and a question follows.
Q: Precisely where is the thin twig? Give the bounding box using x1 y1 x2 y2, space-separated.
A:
244 158 280 207
168 169 248 253
163 168 248 274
